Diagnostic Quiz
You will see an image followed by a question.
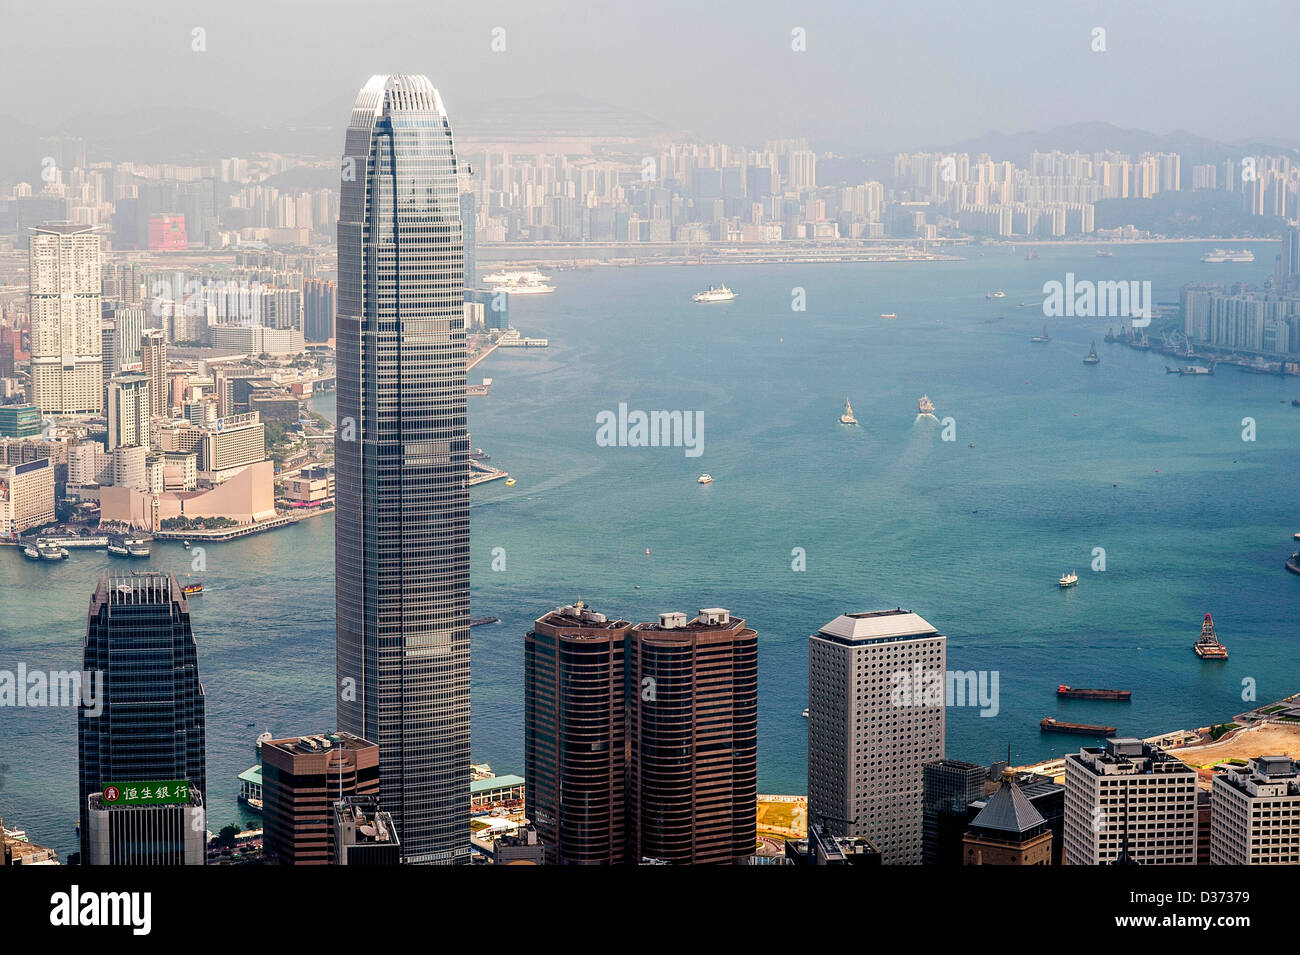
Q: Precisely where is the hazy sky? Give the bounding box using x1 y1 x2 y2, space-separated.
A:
2 0 1297 151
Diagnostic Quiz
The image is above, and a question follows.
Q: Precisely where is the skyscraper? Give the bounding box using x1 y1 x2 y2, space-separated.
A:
107 371 150 451
627 608 758 864
525 601 632 864
335 74 470 864
28 223 103 416
78 572 207 865
140 329 168 417
807 609 946 864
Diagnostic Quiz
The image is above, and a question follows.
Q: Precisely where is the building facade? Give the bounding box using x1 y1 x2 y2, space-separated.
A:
525 601 632 864
78 572 207 864
261 732 380 865
29 224 103 416
808 610 946 864
1063 738 1198 865
1210 756 1300 865
335 74 470 864
627 608 758 864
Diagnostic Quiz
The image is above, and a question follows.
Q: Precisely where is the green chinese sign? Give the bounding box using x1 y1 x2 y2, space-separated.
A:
102 780 191 806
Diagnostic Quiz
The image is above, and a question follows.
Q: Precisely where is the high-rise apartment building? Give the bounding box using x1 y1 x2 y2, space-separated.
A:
1210 756 1300 865
807 609 946 864
140 329 168 417
78 572 207 864
525 601 632 864
1063 738 1198 865
335 74 470 864
627 608 758 864
0 457 55 536
107 371 151 451
28 224 103 416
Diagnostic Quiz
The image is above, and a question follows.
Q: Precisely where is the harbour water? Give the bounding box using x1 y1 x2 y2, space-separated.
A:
3 242 1298 858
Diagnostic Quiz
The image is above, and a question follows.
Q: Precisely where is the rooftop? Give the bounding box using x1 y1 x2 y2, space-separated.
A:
816 609 940 643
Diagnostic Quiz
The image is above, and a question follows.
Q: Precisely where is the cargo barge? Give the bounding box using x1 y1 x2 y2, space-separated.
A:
1193 612 1228 659
1057 685 1131 701
1040 717 1117 737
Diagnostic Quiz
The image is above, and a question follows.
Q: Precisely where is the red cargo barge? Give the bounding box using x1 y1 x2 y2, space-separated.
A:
1041 717 1117 736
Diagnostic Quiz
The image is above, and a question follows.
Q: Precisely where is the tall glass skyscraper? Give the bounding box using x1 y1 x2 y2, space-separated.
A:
78 572 207 864
336 74 470 864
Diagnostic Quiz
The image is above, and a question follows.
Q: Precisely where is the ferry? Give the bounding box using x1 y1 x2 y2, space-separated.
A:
1201 249 1255 264
24 540 69 561
1031 324 1051 343
126 537 151 558
1083 341 1100 365
916 394 936 418
879 312 897 320
839 398 859 426
107 539 130 557
693 285 738 303
1193 612 1229 659
986 290 1006 299
697 473 714 485
1059 571 1078 588
483 269 550 284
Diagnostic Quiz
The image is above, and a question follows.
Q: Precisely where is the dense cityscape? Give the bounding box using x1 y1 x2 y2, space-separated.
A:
1 0 1297 937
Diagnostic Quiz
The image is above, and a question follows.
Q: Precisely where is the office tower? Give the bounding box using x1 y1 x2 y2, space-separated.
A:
923 758 989 864
525 601 633 864
333 795 401 864
0 404 41 438
1063 738 1198 865
78 572 207 864
140 329 168 417
962 779 1053 865
1210 756 1300 865
0 458 55 535
261 732 380 865
336 74 470 865
100 321 118 381
107 371 150 451
477 824 545 865
28 223 103 416
627 608 758 864
807 610 946 864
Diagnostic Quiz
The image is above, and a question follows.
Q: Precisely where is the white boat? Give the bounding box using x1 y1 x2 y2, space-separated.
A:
693 285 737 303
107 541 130 557
126 537 151 558
1031 324 1051 343
880 312 897 320
697 473 713 484
986 290 1006 299
483 269 550 285
802 708 809 719
839 398 858 426
917 394 936 417
1059 571 1078 588
1201 249 1254 263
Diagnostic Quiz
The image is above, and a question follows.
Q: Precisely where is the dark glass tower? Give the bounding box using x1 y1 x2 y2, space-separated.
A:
336 74 470 864
78 572 207 863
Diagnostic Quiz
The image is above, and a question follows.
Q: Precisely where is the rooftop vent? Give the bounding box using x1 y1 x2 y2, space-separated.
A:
658 612 687 630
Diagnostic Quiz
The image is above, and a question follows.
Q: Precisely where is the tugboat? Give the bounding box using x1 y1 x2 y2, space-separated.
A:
916 395 937 419
1193 612 1228 659
839 398 859 426
1059 571 1079 588
1031 324 1051 343
1083 341 1100 365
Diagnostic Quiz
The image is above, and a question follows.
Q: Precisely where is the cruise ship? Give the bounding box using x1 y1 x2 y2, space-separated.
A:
693 285 737 303
1201 249 1254 263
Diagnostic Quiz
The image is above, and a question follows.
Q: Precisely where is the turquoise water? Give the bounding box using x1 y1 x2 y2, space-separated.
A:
3 242 1298 858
